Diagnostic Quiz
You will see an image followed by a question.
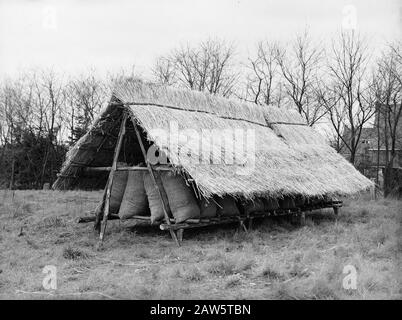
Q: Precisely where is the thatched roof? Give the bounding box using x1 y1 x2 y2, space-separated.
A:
53 79 373 199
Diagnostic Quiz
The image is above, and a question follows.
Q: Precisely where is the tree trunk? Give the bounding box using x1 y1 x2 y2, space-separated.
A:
376 106 381 186
383 161 393 197
9 157 15 190
349 149 356 166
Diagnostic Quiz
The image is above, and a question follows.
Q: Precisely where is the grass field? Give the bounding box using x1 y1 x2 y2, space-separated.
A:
0 190 400 300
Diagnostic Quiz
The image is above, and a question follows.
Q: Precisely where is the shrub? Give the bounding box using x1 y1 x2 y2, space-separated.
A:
183 266 204 282
225 274 242 288
206 258 236 276
63 246 89 260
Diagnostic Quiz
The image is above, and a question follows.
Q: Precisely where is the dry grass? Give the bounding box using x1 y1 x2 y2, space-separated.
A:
0 190 400 300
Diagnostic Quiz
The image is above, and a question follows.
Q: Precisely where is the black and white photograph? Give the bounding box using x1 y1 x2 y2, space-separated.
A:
0 0 401 306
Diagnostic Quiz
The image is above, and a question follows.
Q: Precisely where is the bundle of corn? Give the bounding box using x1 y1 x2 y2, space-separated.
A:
243 197 280 214
199 198 217 218
162 172 200 223
293 195 306 208
278 196 296 210
243 198 265 215
305 196 320 206
216 196 240 216
264 198 279 211
143 173 165 224
119 171 149 219
109 170 128 214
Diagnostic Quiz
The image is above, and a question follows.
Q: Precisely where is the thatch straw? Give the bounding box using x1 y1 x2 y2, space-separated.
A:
53 78 373 199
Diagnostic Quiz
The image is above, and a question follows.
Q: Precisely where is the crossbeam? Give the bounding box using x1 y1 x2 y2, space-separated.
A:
82 201 342 225
86 166 174 172
160 219 243 231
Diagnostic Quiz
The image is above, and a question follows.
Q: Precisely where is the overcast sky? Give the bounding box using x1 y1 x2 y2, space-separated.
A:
0 0 401 79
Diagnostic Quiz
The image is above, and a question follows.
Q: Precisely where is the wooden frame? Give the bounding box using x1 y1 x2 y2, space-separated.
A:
91 110 343 246
94 111 182 246
89 194 341 243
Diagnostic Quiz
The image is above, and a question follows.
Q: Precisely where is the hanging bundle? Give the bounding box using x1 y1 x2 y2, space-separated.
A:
216 196 240 216
119 171 149 219
161 172 200 223
109 170 128 214
199 198 217 218
143 172 166 224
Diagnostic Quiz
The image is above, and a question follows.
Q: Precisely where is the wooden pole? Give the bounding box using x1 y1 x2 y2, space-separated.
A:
99 112 128 242
159 218 240 231
177 229 184 243
80 214 120 223
86 165 173 172
131 117 180 246
239 217 248 232
83 214 204 224
248 217 253 230
333 206 339 216
300 211 306 226
94 189 106 232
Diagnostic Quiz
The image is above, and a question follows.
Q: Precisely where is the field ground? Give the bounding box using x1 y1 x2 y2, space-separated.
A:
0 190 400 299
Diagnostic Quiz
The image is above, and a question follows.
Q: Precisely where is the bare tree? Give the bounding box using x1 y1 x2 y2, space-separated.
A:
322 31 375 165
153 39 238 97
0 76 37 188
0 80 19 188
39 71 66 185
66 72 107 143
373 42 402 196
316 82 344 152
152 57 177 86
245 41 280 106
276 29 325 125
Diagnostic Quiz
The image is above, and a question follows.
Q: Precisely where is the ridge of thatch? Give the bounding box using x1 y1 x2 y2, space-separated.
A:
53 78 373 199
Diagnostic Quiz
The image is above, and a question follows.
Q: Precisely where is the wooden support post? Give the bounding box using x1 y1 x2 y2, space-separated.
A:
300 211 306 226
239 219 248 233
177 229 184 243
131 118 180 247
94 186 107 232
333 206 339 216
99 112 128 243
333 206 340 223
248 217 253 230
